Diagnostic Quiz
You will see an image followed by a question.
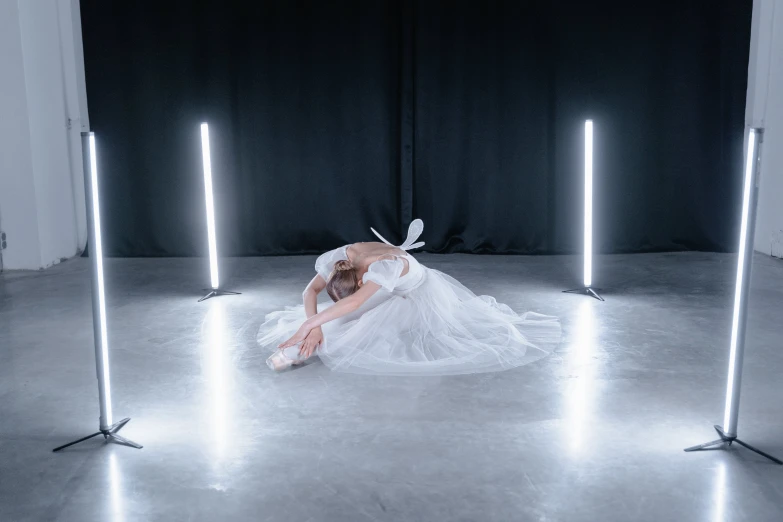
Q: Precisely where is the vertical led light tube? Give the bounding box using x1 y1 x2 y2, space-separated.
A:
84 132 113 429
584 120 593 288
723 129 759 436
200 123 219 290
52 133 141 452
684 129 780 464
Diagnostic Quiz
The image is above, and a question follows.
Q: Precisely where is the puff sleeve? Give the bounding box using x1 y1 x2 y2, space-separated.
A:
362 258 406 292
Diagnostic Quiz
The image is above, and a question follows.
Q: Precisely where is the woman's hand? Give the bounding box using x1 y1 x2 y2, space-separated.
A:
299 327 323 359
278 322 312 350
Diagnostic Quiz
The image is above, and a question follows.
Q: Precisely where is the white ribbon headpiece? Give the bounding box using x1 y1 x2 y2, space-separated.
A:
370 219 425 251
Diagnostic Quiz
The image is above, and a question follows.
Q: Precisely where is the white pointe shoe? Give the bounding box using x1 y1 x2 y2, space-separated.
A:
266 348 305 371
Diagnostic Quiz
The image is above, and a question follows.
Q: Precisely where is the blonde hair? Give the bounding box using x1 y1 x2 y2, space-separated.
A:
326 260 360 302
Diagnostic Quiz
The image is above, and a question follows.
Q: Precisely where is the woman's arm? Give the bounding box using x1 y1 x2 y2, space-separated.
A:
297 275 327 356
303 274 326 318
278 281 381 350
305 281 380 329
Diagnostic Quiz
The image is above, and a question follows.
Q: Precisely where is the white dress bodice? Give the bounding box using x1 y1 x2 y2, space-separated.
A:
314 219 426 294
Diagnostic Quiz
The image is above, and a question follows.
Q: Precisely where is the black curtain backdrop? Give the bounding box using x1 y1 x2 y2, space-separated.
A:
80 0 752 256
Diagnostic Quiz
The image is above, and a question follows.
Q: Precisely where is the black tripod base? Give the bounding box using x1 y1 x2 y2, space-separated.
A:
684 425 782 465
53 417 143 452
563 286 605 301
198 288 241 302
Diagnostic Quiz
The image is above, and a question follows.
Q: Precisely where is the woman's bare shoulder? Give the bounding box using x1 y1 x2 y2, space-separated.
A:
349 241 387 251
349 243 406 270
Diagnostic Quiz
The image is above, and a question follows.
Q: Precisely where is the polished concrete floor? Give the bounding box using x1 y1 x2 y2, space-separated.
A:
1 252 782 521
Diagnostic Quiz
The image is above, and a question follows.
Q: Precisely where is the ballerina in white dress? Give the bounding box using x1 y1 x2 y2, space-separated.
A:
259 219 561 375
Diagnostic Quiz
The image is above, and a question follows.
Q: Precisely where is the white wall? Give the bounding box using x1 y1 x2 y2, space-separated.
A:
0 0 43 269
60 0 90 246
748 0 783 257
0 0 88 270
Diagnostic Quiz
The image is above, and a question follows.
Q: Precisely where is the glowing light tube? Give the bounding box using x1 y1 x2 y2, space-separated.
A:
723 129 759 436
84 133 113 429
200 123 219 290
584 120 593 288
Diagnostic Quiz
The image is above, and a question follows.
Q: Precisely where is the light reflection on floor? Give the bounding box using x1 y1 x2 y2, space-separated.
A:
564 300 598 454
713 461 727 522
108 453 125 522
202 301 232 463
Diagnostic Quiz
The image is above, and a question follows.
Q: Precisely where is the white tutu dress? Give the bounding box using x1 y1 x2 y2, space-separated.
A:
257 220 561 376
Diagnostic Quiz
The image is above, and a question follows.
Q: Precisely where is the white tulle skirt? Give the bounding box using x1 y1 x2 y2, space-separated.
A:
257 267 561 376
